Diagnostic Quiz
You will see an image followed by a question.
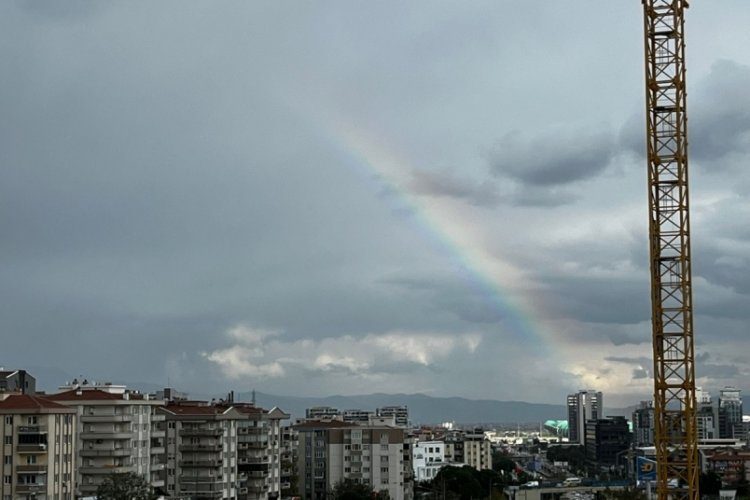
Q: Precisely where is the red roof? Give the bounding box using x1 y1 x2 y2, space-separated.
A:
161 404 226 416
46 389 142 402
293 420 357 430
0 395 74 412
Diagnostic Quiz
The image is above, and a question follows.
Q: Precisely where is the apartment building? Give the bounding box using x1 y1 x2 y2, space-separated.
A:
160 401 289 500
412 440 445 481
295 420 409 500
46 383 166 498
280 425 299 498
462 429 492 471
376 407 408 428
0 394 77 500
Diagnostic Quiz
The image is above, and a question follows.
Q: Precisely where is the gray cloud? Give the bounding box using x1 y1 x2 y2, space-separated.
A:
489 128 617 187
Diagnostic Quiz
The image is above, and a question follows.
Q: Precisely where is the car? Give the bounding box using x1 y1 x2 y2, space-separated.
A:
520 481 540 489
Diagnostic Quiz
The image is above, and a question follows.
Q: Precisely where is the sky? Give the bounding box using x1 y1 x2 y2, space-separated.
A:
2 1 750 408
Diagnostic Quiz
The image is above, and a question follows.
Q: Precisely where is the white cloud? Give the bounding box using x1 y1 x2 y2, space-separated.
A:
204 325 483 381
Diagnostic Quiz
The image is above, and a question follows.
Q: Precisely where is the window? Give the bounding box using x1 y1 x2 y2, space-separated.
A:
3 417 11 425
27 416 37 425
3 437 11 445
3 456 9 465
26 456 37 464
3 476 10 485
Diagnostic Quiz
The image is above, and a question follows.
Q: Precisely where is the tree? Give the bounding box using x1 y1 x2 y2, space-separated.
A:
96 472 154 500
331 479 389 500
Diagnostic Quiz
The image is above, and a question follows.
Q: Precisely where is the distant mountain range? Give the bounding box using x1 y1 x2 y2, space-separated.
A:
27 366 634 425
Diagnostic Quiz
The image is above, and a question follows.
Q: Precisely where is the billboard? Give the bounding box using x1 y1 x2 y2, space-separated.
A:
636 456 657 481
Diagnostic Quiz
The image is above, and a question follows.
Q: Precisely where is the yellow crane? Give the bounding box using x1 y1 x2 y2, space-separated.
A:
642 1 699 499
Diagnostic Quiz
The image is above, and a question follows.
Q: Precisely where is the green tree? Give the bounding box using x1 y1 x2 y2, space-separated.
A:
491 451 515 474
431 466 484 500
331 479 389 500
96 472 154 500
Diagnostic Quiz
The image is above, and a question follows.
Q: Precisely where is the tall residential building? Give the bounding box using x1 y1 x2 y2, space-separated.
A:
696 388 717 440
280 425 299 499
159 401 289 500
462 429 492 471
632 401 655 446
0 394 77 499
295 420 409 500
46 384 166 498
719 387 743 439
0 370 36 395
567 390 603 445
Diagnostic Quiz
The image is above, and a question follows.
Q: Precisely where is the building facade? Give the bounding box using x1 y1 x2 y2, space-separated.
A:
584 417 631 469
0 394 77 500
160 400 289 500
46 384 166 498
718 387 743 439
295 420 409 500
632 401 654 446
0 371 36 396
567 390 603 445
412 440 445 482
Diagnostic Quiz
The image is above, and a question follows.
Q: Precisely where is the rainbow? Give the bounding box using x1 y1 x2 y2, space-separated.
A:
326 116 556 353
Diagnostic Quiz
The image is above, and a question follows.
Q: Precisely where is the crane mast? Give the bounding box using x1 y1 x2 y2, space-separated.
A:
642 1 698 499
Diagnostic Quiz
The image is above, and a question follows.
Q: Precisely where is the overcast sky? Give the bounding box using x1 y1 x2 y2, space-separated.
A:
2 1 750 407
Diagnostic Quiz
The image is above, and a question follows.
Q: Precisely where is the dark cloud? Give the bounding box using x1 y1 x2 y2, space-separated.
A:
620 60 750 165
489 128 617 187
632 368 649 380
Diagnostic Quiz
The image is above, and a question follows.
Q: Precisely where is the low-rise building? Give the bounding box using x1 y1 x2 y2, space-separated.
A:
412 440 446 481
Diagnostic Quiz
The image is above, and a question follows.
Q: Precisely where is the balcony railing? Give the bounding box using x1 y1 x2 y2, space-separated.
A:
81 415 132 423
17 444 47 453
180 459 223 468
179 428 222 437
80 431 132 440
80 447 131 457
179 443 223 452
16 465 49 473
16 484 47 494
179 475 223 484
79 465 133 474
17 426 47 434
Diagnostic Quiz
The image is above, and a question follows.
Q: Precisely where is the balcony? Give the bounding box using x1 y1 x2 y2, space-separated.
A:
179 428 222 437
179 475 223 484
16 484 47 494
237 456 268 465
80 448 131 457
150 413 166 422
180 489 222 498
179 443 223 452
17 444 47 453
16 465 48 474
150 463 166 471
80 431 132 440
150 446 165 455
79 465 133 474
81 414 132 423
238 441 266 450
17 426 47 434
180 459 223 468
150 429 166 438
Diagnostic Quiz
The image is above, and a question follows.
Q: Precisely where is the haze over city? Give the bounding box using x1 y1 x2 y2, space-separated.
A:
2 1 750 408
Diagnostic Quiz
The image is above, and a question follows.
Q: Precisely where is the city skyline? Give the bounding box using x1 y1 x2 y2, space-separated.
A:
2 2 750 407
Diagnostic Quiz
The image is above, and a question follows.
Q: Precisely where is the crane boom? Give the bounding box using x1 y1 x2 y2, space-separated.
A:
642 1 699 499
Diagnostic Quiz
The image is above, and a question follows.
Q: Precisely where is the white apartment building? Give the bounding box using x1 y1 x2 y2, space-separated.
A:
47 383 165 498
412 440 445 482
0 394 77 500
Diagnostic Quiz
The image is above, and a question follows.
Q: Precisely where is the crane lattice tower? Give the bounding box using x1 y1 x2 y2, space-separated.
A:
642 1 699 499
